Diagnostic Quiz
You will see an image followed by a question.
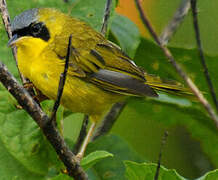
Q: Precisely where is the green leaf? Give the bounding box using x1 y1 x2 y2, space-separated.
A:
0 87 61 178
125 161 218 180
111 14 141 58
0 138 45 180
125 161 186 180
85 134 144 180
81 150 113 170
197 169 218 180
71 0 116 32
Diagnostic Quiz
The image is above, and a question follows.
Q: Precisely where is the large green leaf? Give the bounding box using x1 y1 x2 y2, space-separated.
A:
111 14 141 58
125 161 186 180
125 161 218 180
0 138 45 180
0 87 60 179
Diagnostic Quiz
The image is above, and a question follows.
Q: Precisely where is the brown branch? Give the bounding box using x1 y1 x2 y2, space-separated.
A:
0 61 88 179
50 35 72 121
135 0 218 128
101 0 112 36
0 0 26 83
154 131 168 180
92 102 126 141
190 0 218 111
159 0 190 45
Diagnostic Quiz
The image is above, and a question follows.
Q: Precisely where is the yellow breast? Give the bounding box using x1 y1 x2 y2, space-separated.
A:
16 38 123 122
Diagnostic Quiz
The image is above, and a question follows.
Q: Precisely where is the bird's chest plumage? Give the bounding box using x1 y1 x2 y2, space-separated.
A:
17 46 122 119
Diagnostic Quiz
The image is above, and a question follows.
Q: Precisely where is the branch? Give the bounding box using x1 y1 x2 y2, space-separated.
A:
190 0 218 111
159 0 191 45
101 0 112 36
0 62 88 179
92 102 126 141
135 0 218 128
0 0 26 83
154 131 168 180
50 35 72 121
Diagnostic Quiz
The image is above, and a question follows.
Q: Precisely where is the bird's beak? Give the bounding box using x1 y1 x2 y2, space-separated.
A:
8 34 19 47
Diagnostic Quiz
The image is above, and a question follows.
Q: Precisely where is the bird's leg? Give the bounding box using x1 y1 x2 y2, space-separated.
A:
34 88 49 102
23 81 34 90
24 82 48 102
76 122 97 161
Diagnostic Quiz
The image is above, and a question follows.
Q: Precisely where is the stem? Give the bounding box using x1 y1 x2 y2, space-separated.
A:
190 0 218 110
159 0 191 45
135 0 218 128
50 35 72 121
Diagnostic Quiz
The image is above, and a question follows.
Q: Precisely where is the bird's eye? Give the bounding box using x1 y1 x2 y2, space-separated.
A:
31 23 42 34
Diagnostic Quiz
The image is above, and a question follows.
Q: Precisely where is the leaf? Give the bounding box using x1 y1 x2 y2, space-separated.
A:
0 138 45 180
111 13 141 58
125 161 186 180
81 150 113 170
0 87 61 178
85 134 144 180
197 169 218 180
125 161 218 180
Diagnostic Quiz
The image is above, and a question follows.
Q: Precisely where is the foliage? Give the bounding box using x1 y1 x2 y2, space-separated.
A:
0 0 217 179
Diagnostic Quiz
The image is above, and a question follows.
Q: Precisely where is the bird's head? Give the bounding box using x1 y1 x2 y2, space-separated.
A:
8 8 68 49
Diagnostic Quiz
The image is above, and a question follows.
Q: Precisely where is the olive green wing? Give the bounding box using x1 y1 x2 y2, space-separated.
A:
53 35 157 97
72 40 157 97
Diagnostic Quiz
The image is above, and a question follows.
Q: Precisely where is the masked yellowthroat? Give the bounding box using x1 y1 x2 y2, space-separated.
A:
8 8 192 157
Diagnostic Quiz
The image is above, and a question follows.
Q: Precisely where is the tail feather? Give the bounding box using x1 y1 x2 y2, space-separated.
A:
144 74 195 99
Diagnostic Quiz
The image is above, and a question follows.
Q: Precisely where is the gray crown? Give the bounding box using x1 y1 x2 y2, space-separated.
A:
11 8 39 32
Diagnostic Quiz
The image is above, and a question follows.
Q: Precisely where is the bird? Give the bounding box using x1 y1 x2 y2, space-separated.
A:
8 8 192 159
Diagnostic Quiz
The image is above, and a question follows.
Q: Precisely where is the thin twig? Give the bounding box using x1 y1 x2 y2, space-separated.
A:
159 0 191 45
91 0 127 140
73 115 89 154
50 35 72 121
92 102 126 141
74 0 116 147
135 0 218 128
154 131 169 180
0 62 88 180
0 0 26 83
190 0 218 111
101 0 112 36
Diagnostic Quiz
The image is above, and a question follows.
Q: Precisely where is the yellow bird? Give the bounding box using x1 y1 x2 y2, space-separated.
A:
8 8 192 158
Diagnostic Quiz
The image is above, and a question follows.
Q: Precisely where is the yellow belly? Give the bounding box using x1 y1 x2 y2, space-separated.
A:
17 45 123 122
